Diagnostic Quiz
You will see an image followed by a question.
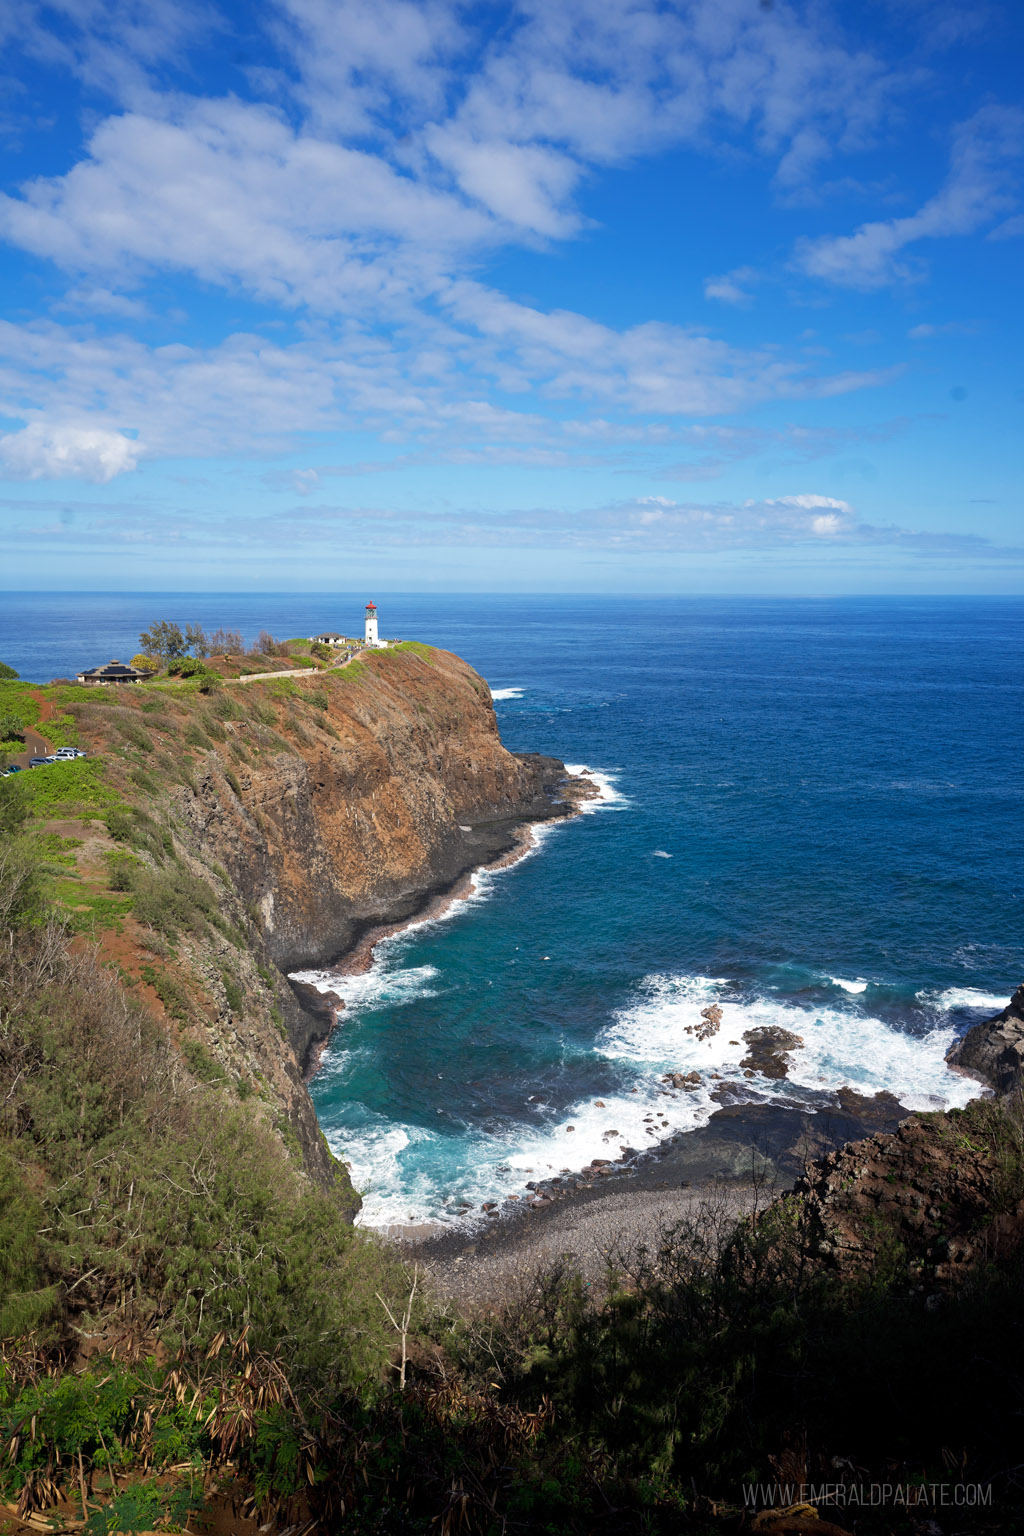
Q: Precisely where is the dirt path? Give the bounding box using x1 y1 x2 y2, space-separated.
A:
6 689 54 769
227 650 366 685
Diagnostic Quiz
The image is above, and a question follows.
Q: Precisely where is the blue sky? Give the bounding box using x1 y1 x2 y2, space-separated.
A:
0 0 1021 592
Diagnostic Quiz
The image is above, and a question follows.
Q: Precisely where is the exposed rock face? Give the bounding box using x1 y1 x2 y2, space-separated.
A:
161 646 587 1117
947 983 1024 1095
174 649 574 1003
785 1107 1024 1285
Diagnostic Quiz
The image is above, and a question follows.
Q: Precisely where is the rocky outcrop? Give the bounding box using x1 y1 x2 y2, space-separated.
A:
785 1104 1024 1285
947 983 1024 1095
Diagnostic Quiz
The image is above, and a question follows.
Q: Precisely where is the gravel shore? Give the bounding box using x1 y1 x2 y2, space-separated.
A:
392 1094 909 1308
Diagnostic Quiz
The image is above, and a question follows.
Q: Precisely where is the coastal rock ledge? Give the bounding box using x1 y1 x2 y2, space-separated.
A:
947 982 1024 1096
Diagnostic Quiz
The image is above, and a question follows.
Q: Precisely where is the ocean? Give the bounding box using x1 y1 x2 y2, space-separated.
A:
3 593 1021 1226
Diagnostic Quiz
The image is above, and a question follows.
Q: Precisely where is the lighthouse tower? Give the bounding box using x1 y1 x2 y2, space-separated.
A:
364 601 379 647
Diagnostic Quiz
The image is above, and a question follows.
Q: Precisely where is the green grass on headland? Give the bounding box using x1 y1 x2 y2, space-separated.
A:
17 757 119 816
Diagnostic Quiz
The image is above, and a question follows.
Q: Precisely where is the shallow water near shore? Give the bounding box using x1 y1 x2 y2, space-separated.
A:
3 592 1020 1228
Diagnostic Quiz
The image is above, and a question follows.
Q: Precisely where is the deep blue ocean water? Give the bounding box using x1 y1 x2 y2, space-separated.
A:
2 593 1021 1226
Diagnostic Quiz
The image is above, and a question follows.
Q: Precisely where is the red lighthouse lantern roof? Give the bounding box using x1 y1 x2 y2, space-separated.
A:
365 601 377 608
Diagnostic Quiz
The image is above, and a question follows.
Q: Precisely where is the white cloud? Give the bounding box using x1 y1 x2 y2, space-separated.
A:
9 489 1012 560
704 267 758 305
797 106 1024 288
0 0 913 317
0 100 496 311
0 306 896 482
907 321 976 339
0 422 141 481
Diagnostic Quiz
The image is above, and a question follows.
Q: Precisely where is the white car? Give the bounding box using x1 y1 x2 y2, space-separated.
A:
54 747 87 759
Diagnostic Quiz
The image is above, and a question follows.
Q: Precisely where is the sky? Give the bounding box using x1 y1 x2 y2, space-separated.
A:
0 0 1022 593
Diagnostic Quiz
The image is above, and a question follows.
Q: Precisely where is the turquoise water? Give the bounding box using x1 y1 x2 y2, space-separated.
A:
2 594 1021 1225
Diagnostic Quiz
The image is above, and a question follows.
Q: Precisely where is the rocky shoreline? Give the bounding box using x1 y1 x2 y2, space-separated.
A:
397 990 1024 1298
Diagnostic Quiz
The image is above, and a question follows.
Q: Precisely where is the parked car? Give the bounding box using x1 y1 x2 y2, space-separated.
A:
29 756 57 766
54 747 86 759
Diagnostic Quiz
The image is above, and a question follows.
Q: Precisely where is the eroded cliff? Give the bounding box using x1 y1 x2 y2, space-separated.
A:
38 645 580 1204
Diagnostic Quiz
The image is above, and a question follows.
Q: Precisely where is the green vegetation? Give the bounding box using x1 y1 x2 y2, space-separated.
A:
222 967 244 1012
390 640 436 664
19 757 118 816
0 679 40 741
0 660 18 679
33 831 83 866
39 710 78 749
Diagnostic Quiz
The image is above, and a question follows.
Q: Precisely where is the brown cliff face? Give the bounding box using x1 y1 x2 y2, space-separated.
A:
169 648 576 1069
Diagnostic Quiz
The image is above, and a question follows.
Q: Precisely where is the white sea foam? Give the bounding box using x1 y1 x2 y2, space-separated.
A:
920 986 1009 1013
333 967 988 1229
490 686 525 700
830 976 868 994
604 973 980 1115
652 849 673 858
292 961 441 1017
563 762 627 812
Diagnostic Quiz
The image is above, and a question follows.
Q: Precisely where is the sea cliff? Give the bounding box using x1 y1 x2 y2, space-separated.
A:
15 644 584 1206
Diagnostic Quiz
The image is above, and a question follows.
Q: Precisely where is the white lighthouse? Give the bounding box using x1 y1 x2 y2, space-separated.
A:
364 601 379 647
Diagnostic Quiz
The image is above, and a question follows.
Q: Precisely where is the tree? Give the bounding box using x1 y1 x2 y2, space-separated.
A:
130 654 160 674
0 777 28 837
0 712 26 743
208 628 243 654
185 623 210 657
139 620 187 659
256 631 285 656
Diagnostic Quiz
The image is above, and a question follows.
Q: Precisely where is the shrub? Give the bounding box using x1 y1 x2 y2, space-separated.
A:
0 661 18 679
222 969 243 1013
211 692 242 721
139 962 191 1021
19 758 117 816
0 778 29 837
184 722 211 751
115 717 154 753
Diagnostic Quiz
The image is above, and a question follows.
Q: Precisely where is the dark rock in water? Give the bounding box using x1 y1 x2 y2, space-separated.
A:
662 1070 700 1088
834 1086 904 1129
740 1025 804 1079
947 983 1024 1096
289 979 343 1029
